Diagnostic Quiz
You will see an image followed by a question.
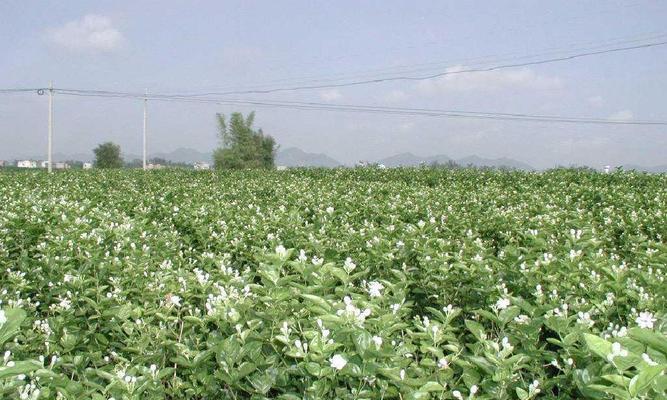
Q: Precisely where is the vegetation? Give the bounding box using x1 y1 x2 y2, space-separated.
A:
125 158 193 169
93 142 124 169
213 112 277 170
0 168 665 399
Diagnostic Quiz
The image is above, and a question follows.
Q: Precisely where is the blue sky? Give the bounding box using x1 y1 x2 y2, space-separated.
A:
1 0 666 168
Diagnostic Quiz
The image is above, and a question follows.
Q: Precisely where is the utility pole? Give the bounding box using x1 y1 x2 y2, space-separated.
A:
143 89 148 170
48 82 53 173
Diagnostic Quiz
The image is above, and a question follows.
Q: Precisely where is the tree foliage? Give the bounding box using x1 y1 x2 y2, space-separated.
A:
213 112 277 169
93 142 123 169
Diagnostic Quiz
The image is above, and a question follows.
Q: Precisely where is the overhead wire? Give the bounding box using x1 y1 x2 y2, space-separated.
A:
154 31 667 94
1 35 666 126
47 89 667 126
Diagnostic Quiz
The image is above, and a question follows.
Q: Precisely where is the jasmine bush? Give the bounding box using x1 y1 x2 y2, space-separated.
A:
0 168 665 399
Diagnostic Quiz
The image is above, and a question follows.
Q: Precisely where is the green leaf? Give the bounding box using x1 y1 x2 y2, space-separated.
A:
236 362 257 379
0 308 26 346
587 384 630 399
353 330 372 356
465 320 486 342
628 365 666 397
583 333 612 360
0 360 41 379
304 362 322 377
419 381 445 392
516 387 529 400
300 294 332 312
628 328 667 355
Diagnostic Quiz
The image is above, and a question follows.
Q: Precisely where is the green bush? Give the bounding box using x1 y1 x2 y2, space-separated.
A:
0 168 665 399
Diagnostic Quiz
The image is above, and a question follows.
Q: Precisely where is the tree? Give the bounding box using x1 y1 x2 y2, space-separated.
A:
93 142 123 169
213 112 278 169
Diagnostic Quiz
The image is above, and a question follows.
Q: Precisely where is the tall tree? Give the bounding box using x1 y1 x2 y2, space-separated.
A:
93 142 123 169
213 112 277 169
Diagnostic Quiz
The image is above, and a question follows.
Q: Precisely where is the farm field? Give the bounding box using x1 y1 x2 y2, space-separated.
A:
0 168 666 399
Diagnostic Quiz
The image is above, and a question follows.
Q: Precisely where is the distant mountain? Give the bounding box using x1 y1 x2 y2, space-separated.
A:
456 155 535 170
376 152 429 167
151 148 212 163
375 153 533 170
276 147 341 167
123 148 212 163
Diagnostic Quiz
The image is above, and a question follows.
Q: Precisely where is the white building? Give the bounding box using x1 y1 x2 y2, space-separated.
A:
83 162 93 170
39 161 49 168
17 160 37 168
55 162 70 170
194 162 211 170
276 165 288 171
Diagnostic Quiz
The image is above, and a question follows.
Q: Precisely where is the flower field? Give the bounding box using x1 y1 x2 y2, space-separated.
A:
0 168 665 399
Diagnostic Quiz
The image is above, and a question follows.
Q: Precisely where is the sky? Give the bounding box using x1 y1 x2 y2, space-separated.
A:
1 0 666 168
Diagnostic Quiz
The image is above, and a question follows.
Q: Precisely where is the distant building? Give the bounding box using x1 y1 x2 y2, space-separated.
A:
83 162 93 170
276 165 288 171
194 162 211 170
55 162 70 170
39 161 49 168
17 160 37 168
147 163 165 170
603 165 611 173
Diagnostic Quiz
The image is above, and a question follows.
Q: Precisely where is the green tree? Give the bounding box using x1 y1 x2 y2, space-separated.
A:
93 142 123 169
213 112 277 169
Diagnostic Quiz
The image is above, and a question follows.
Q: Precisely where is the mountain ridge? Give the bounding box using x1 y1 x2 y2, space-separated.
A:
7 147 665 172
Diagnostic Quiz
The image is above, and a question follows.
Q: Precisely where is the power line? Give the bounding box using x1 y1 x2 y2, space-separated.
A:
22 38 667 100
154 31 667 94
0 88 41 94
2 36 666 126
158 40 667 96
45 88 667 126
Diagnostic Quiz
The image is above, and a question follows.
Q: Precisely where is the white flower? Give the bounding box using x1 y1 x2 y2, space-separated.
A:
399 369 405 380
495 297 510 311
329 354 347 370
438 358 449 369
275 245 287 257
0 310 6 327
501 336 513 351
371 335 382 349
642 353 658 366
367 281 384 298
168 295 181 307
529 380 540 394
311 256 324 266
326 206 334 214
452 390 463 400
576 312 594 328
343 257 356 273
607 342 629 362
470 385 478 395
635 311 656 329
